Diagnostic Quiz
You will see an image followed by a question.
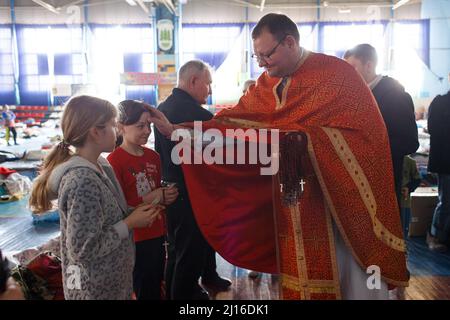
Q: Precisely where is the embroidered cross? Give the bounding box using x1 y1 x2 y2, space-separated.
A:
303 233 328 252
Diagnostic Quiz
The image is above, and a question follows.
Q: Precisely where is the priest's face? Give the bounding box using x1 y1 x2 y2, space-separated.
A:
252 29 293 78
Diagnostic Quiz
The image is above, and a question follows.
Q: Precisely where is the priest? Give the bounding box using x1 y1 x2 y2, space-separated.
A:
151 13 409 300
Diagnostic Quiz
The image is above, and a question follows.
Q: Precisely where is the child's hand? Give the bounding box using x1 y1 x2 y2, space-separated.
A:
142 189 164 205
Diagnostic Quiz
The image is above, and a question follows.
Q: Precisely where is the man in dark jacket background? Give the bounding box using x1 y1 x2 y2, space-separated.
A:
155 60 231 300
344 44 419 212
426 73 450 252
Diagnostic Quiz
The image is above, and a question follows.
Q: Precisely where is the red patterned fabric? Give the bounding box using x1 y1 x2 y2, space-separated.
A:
182 52 408 299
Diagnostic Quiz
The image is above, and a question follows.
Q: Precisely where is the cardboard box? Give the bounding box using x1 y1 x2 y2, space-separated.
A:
408 187 438 237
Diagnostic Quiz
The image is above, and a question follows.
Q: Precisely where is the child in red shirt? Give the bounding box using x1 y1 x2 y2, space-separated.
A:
108 100 178 300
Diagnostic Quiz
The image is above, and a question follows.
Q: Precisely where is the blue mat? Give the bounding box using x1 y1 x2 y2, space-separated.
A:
407 237 450 276
0 194 34 218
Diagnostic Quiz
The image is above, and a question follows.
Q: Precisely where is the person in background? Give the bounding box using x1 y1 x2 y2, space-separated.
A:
400 155 422 237
344 44 419 211
426 72 450 253
1 105 18 146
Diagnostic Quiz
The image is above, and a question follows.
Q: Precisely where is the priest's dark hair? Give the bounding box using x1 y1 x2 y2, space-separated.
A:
252 13 300 43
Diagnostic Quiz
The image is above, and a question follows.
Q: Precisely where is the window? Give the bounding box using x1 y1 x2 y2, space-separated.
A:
181 24 243 69
0 26 15 104
320 22 387 71
390 21 429 97
17 25 84 104
91 24 155 104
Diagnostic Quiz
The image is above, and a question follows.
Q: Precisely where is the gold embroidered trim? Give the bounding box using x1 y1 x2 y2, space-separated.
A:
281 274 301 292
290 205 309 300
214 117 270 129
277 77 292 110
273 78 283 109
324 202 342 299
282 276 339 295
321 127 405 252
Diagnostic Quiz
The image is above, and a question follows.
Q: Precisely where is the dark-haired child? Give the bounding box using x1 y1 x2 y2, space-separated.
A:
108 100 178 300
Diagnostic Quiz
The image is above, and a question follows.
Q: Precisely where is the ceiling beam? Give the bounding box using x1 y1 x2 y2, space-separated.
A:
135 0 149 13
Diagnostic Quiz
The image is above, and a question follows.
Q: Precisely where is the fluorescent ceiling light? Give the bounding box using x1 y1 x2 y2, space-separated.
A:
260 0 266 12
126 0 137 6
32 0 60 14
392 0 411 10
338 7 351 13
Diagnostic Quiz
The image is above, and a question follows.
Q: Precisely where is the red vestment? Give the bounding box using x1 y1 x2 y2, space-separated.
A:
181 52 409 299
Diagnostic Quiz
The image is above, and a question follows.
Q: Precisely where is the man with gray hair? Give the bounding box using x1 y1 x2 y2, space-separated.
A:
155 60 231 300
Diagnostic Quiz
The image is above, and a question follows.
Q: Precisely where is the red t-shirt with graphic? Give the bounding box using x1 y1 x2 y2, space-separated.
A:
107 146 165 242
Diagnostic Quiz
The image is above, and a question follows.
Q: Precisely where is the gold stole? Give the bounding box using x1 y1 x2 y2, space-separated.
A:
273 142 341 300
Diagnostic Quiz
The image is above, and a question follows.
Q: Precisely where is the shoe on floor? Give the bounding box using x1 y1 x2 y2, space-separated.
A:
426 232 448 253
201 275 232 291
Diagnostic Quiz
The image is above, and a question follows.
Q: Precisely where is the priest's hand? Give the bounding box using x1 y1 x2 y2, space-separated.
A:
148 108 174 138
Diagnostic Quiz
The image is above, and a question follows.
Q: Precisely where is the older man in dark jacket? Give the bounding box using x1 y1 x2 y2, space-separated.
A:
155 60 231 300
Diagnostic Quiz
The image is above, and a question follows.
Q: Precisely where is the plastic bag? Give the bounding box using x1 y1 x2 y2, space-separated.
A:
1 172 32 196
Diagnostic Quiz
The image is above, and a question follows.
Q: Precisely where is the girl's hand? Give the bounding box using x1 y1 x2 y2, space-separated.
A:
142 189 164 205
124 204 164 229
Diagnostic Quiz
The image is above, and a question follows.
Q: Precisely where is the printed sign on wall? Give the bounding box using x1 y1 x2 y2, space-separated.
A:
157 19 174 52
